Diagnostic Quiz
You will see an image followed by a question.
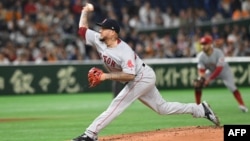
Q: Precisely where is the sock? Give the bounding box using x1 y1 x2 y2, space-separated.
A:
233 90 244 106
195 90 202 104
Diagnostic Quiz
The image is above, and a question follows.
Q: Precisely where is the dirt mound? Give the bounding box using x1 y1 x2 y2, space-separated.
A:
100 126 223 141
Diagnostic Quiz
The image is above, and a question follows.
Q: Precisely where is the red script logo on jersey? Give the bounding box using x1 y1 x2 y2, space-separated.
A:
127 60 134 68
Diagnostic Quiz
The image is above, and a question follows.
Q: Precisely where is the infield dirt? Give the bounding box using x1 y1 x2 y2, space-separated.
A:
100 126 223 141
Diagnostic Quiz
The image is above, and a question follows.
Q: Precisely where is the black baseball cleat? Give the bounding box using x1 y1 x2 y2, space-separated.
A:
71 134 98 141
202 101 220 126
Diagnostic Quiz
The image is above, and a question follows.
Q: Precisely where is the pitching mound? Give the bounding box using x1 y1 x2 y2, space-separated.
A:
100 126 223 141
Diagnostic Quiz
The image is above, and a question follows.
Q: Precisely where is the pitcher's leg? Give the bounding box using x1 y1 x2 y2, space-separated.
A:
139 87 205 117
86 88 137 137
85 80 154 138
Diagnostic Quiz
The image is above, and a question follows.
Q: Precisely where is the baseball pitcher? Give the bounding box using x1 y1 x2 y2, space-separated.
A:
71 3 220 141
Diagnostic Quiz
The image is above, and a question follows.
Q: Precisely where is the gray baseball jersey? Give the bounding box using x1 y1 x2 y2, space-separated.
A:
85 29 144 76
197 47 237 92
81 28 206 137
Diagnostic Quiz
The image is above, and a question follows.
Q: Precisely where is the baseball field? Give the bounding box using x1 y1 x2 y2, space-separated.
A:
0 87 249 141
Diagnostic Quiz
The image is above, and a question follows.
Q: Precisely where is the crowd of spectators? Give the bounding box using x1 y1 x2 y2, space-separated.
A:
0 0 250 65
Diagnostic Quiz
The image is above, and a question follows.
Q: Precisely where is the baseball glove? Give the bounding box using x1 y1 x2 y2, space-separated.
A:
193 77 206 91
88 67 103 88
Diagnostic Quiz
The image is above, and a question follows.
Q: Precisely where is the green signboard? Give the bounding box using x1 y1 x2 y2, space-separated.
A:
0 64 112 95
0 61 249 95
152 62 250 89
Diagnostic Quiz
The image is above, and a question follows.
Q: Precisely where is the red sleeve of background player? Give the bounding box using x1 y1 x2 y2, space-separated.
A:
209 66 223 80
78 27 87 40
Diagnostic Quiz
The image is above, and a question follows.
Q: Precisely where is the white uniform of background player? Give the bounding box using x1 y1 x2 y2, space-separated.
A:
194 35 248 113
71 4 220 141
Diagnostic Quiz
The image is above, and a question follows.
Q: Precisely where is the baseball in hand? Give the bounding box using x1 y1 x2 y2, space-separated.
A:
86 3 94 11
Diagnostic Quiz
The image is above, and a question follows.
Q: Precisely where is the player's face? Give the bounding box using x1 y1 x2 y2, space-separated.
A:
201 43 211 54
99 28 114 41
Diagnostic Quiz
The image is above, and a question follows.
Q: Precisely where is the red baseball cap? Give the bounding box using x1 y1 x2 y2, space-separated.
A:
200 35 213 45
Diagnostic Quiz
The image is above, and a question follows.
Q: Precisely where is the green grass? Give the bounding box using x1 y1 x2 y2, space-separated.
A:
0 88 249 141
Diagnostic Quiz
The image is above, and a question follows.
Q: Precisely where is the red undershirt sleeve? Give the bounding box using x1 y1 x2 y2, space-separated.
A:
78 27 87 40
209 66 223 80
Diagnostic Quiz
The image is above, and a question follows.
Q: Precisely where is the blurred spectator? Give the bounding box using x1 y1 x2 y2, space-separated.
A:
139 1 158 28
13 44 31 65
0 2 6 22
211 12 224 23
39 36 55 51
54 43 67 61
46 48 57 62
24 0 38 22
3 41 17 62
192 33 203 54
242 39 250 56
162 6 173 28
128 15 142 29
154 7 164 27
27 39 40 61
214 38 225 51
176 32 189 57
242 0 250 13
230 0 242 13
232 8 249 20
0 51 10 64
224 34 238 57
211 26 220 39
218 0 233 18
168 12 180 28
71 0 83 23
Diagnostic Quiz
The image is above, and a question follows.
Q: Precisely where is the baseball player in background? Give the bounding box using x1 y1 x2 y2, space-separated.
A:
194 35 248 113
71 3 220 141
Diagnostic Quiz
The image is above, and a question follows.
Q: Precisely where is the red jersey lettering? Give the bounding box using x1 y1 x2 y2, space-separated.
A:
102 54 116 67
